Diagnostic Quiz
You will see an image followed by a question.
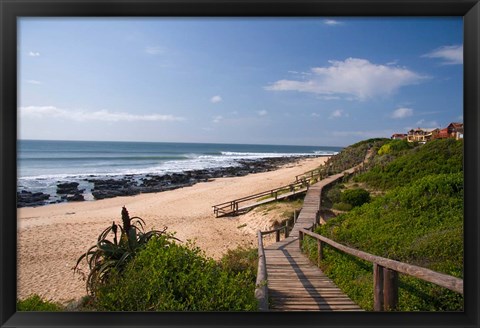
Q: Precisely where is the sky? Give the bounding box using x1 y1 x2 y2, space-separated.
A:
18 17 463 147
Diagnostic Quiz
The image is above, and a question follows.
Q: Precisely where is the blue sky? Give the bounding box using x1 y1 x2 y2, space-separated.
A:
18 17 463 147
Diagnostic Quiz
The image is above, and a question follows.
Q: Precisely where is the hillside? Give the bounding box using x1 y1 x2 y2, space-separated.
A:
303 138 464 311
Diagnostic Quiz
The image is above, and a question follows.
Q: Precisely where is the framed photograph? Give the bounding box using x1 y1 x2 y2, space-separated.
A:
1 0 479 327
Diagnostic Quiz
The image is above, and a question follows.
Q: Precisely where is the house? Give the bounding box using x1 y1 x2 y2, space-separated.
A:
407 128 439 143
391 133 407 140
434 122 464 140
447 122 464 140
434 127 450 139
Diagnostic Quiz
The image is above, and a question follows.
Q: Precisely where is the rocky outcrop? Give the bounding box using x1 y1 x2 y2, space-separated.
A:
17 190 51 207
18 155 321 206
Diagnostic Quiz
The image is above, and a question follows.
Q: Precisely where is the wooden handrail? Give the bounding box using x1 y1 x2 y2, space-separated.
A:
261 222 291 241
214 178 311 207
255 230 268 311
212 176 313 216
298 228 463 311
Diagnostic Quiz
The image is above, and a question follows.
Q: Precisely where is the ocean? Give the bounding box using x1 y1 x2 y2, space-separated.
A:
17 140 341 202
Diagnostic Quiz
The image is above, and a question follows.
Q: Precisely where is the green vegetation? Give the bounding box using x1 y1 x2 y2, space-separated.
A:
377 139 413 156
323 138 389 175
93 236 258 311
74 207 176 296
220 246 258 279
303 138 463 311
340 188 370 208
17 294 63 311
70 207 259 311
356 139 463 190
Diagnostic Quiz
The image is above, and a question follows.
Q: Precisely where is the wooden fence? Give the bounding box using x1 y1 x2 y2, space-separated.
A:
255 230 269 311
255 222 293 311
298 227 464 311
213 177 314 217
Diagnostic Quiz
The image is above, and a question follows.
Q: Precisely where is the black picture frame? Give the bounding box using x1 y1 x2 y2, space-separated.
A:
1 0 479 327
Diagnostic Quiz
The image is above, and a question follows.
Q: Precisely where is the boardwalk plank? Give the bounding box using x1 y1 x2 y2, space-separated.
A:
265 237 361 312
264 169 362 311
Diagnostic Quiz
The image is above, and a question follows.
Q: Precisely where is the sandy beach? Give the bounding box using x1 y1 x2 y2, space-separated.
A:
17 156 328 305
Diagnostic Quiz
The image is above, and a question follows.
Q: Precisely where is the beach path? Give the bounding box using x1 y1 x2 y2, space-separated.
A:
265 238 362 311
261 168 362 311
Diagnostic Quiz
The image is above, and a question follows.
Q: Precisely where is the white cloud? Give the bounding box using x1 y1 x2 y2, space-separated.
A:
212 115 223 123
329 109 348 119
210 95 222 103
145 46 165 55
265 58 426 100
311 113 321 118
19 106 184 122
26 80 41 85
28 51 40 57
391 107 414 119
423 45 463 65
324 19 342 26
257 110 268 116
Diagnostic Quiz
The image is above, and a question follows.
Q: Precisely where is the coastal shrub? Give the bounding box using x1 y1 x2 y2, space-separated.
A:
17 294 63 311
326 186 342 204
340 188 370 208
302 172 463 311
93 237 258 311
74 207 178 296
323 138 389 175
356 139 463 190
377 139 411 156
220 246 258 282
332 202 353 211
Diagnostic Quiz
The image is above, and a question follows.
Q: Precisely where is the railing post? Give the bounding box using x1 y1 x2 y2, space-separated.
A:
317 239 323 265
285 221 289 238
299 230 304 249
383 269 399 311
294 210 297 223
373 263 384 311
276 229 280 242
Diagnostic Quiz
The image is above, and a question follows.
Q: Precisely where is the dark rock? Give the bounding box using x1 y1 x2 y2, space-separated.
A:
66 194 85 202
57 182 80 195
17 190 50 207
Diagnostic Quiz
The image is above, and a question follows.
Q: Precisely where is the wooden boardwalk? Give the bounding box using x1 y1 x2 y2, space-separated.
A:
289 168 356 238
263 166 362 311
265 238 362 311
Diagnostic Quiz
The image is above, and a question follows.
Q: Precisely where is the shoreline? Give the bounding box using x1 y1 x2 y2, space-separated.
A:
17 155 329 208
17 156 329 304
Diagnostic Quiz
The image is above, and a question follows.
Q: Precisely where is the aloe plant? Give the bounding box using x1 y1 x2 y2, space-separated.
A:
74 206 178 295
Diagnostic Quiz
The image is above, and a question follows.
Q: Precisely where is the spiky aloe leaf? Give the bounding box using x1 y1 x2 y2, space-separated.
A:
127 227 138 252
74 206 177 296
115 251 132 269
98 225 115 242
130 216 146 231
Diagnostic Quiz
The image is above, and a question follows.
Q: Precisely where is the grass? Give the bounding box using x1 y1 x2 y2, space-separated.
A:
17 294 63 312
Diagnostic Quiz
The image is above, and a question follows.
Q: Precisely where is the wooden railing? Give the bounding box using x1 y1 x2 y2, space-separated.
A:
213 177 313 217
298 228 464 311
294 168 324 183
255 230 269 311
255 221 293 311
260 223 291 241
